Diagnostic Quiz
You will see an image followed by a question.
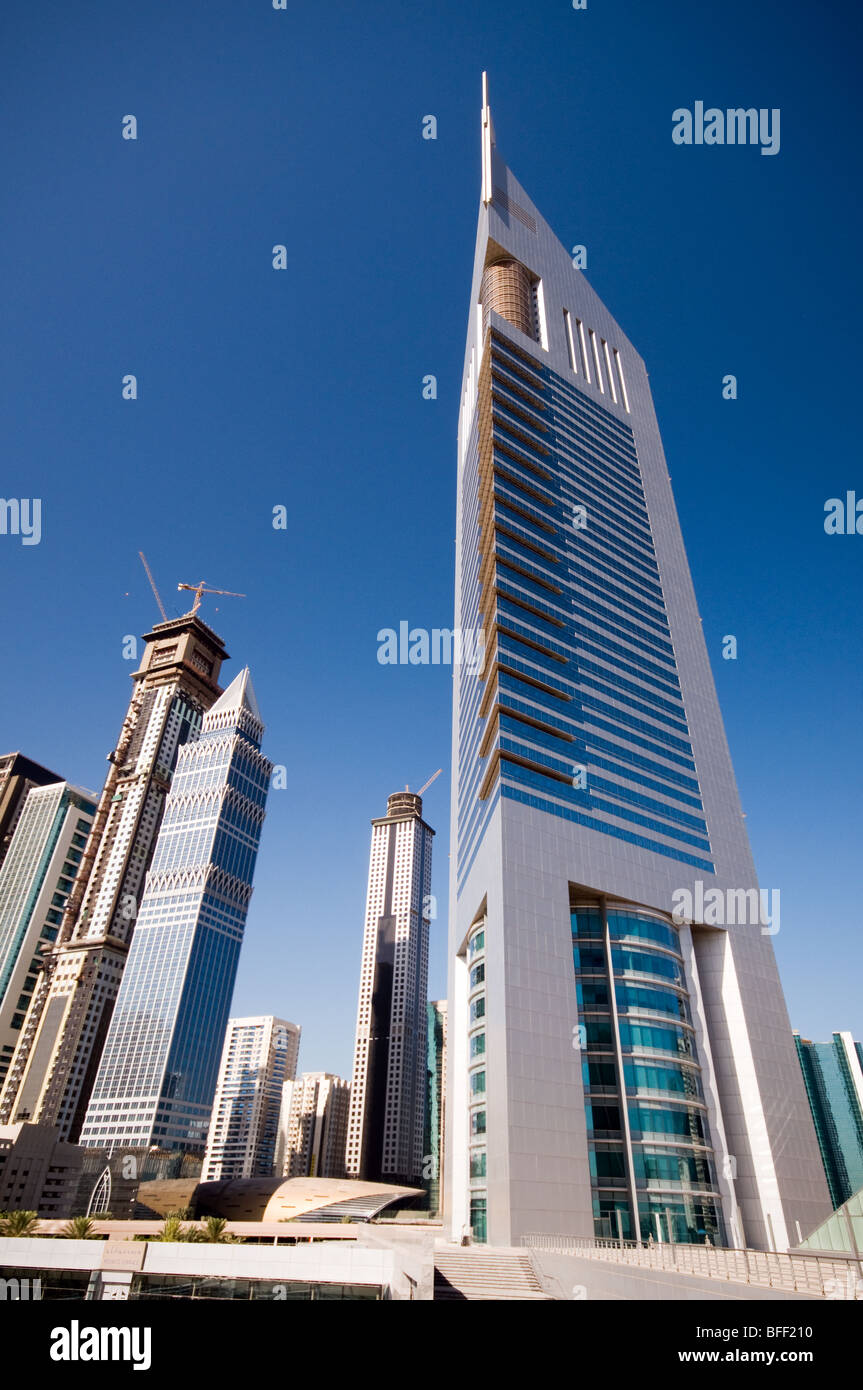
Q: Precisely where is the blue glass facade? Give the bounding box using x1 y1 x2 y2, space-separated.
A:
573 902 726 1244
0 784 96 1087
795 1032 863 1209
457 332 714 899
79 670 271 1154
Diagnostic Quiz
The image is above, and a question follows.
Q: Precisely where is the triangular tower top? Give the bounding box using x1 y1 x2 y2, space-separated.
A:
209 666 261 724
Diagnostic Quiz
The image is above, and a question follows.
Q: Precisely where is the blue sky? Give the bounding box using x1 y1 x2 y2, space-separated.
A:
1 0 860 1078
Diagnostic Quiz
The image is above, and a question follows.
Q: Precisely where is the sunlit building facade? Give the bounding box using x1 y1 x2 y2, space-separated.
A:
445 79 830 1250
278 1072 350 1180
203 1016 300 1181
79 669 271 1155
0 615 228 1140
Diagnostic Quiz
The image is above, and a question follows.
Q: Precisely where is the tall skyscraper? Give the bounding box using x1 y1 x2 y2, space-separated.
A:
346 791 434 1185
0 614 228 1139
423 999 447 1215
0 753 64 868
78 668 271 1155
445 78 830 1249
277 1071 351 1180
0 782 97 1088
202 1015 300 1181
794 1031 863 1210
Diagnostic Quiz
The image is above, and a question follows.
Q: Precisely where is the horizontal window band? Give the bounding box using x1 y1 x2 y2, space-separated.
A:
500 780 715 873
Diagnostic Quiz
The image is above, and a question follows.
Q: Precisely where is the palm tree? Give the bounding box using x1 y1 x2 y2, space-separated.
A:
0 1210 40 1237
59 1215 99 1239
189 1215 240 1244
152 1214 192 1242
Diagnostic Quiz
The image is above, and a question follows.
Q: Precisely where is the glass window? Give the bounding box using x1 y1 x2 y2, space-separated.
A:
589 1147 627 1180
585 1102 622 1136
470 1195 487 1244
612 948 683 985
583 1060 617 1088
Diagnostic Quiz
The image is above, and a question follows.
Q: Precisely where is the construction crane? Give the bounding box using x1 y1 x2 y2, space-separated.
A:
138 551 168 622
408 772 436 795
177 579 246 616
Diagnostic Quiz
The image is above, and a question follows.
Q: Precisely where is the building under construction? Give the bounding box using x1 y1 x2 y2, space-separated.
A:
0 611 230 1140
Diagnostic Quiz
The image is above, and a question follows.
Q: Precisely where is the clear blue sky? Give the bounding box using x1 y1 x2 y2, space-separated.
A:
1 0 860 1078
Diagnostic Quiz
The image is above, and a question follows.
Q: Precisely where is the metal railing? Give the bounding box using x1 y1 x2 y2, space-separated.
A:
522 1233 863 1298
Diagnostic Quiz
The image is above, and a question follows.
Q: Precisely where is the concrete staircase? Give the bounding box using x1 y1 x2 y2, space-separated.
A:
433 1246 552 1300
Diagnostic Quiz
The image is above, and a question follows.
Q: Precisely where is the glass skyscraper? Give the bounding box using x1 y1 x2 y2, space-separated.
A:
423 999 447 1215
445 79 830 1250
0 753 64 869
0 614 228 1140
79 668 271 1155
794 1031 863 1210
0 782 97 1088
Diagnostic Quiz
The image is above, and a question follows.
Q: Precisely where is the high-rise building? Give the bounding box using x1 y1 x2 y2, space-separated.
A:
78 668 272 1156
0 783 97 1088
0 753 64 868
0 1122 85 1218
346 791 434 1185
277 1072 351 1179
202 1015 300 1181
794 1031 863 1210
445 78 830 1249
423 1000 447 1214
0 614 229 1139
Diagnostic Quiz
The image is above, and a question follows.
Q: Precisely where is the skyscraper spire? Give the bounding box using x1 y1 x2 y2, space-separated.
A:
481 70 494 207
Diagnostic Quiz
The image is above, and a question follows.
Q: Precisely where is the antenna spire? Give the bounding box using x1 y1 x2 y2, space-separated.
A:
481 71 494 206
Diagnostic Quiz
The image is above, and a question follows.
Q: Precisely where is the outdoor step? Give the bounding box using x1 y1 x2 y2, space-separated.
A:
433 1248 552 1301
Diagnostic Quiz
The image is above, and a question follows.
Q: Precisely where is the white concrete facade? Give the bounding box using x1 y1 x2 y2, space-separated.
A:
277 1072 350 1179
202 1016 300 1181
